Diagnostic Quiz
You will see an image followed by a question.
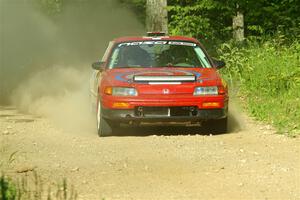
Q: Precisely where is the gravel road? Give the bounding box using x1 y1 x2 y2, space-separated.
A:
1 105 299 200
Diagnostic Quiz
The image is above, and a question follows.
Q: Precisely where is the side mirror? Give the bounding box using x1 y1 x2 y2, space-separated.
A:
92 61 105 71
212 59 226 69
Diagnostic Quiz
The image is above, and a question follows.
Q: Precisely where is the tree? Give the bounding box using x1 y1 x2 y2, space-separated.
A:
146 0 168 33
168 0 300 43
232 3 244 42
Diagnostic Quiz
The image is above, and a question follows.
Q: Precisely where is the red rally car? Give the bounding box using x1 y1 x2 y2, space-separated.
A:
90 33 228 136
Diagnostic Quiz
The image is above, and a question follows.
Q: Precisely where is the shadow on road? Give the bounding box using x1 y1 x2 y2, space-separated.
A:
112 110 243 137
115 126 210 137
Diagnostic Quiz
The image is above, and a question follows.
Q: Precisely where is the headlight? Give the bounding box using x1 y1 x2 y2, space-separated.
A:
104 87 138 96
193 86 218 95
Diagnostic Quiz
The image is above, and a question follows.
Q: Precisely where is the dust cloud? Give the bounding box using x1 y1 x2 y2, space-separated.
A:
228 98 245 132
0 0 144 133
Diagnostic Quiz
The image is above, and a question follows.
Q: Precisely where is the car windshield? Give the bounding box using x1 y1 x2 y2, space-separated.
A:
108 41 212 69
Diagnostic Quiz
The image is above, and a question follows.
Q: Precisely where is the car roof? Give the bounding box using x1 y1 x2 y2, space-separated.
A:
113 35 200 44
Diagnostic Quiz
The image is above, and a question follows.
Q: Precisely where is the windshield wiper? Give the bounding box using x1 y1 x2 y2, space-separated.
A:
150 63 175 68
152 64 195 68
114 65 142 68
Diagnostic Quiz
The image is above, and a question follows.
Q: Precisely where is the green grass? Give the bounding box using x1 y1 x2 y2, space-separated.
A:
218 37 300 136
0 172 77 200
0 175 16 200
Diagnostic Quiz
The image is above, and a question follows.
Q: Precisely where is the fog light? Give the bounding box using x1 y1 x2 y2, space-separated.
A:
202 102 220 108
112 102 130 108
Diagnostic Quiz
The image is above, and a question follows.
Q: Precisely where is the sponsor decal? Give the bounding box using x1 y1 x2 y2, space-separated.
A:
118 41 196 47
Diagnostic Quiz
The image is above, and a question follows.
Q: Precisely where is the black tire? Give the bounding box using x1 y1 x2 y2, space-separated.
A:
96 101 113 137
202 117 228 134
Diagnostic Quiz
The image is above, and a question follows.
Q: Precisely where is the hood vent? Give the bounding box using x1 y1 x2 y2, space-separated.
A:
134 75 196 82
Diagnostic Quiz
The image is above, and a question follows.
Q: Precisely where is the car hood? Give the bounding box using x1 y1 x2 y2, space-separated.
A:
102 67 221 86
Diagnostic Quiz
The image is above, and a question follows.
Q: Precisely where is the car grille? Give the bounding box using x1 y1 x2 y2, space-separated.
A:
134 106 198 117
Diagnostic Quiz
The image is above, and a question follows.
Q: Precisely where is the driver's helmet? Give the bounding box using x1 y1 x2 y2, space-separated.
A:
158 45 187 65
121 45 151 66
168 45 188 58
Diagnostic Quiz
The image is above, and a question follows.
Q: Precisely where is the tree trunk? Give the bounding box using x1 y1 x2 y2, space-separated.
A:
146 0 168 34
232 5 244 42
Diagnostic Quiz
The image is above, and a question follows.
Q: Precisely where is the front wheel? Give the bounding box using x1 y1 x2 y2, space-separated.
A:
202 117 228 134
97 101 113 137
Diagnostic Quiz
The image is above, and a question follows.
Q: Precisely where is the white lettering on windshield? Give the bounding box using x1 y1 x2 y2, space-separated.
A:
118 41 194 47
168 41 196 46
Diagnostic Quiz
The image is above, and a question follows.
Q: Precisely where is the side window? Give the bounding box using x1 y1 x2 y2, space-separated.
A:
101 41 114 62
194 46 212 68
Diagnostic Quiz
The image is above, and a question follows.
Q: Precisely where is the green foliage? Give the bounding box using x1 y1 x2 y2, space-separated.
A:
245 0 300 38
168 5 216 39
168 0 231 51
0 175 17 200
167 0 300 47
218 38 300 135
0 172 77 200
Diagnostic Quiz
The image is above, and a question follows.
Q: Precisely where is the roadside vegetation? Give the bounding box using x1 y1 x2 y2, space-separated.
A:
0 172 77 200
0 151 77 200
166 0 300 136
218 37 300 136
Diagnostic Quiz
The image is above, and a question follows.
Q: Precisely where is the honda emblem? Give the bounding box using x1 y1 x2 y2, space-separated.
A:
162 89 169 94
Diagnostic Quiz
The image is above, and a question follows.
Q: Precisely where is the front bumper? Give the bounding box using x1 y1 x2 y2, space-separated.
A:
101 107 227 123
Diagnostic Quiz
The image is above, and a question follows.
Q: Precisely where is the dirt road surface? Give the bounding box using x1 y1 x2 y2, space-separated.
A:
1 105 299 200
